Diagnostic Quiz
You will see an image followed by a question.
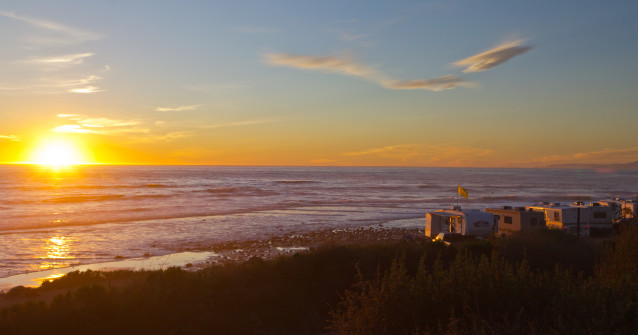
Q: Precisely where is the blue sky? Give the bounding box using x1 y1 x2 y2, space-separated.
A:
1 1 637 166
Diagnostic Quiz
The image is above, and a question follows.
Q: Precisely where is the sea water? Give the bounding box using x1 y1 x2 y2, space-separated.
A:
1 165 637 280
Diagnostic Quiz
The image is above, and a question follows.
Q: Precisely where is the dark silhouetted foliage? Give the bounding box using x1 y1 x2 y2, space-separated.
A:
1 228 637 334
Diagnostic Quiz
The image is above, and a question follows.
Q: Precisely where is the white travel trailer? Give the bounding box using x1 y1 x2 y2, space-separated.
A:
526 203 590 237
578 202 614 235
425 206 496 238
599 198 638 223
485 206 546 237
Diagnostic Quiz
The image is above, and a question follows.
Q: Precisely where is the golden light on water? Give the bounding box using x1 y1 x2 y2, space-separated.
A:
46 236 73 259
39 235 76 271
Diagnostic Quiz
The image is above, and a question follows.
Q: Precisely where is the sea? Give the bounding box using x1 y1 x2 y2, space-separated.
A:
1 165 637 282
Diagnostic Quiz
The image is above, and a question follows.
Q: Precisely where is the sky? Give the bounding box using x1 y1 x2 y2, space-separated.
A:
0 0 637 167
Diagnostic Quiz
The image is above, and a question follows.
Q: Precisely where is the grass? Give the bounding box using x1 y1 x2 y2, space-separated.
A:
1 227 637 334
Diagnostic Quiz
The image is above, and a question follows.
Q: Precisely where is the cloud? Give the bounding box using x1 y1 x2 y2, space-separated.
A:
51 125 94 134
69 86 102 93
23 52 94 65
51 115 190 143
77 118 140 128
0 74 104 94
0 134 20 141
265 53 471 91
532 147 638 165
343 144 493 164
202 119 277 129
129 131 194 143
0 10 101 45
265 53 377 77
53 115 145 135
155 104 203 112
453 39 532 73
384 75 473 91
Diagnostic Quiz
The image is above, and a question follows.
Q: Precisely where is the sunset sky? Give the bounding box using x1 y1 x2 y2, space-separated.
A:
1 1 637 167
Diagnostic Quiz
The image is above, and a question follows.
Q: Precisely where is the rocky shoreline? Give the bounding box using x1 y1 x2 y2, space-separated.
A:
200 226 426 266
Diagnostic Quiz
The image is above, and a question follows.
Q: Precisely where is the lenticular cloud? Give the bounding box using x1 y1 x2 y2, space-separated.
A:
453 39 532 73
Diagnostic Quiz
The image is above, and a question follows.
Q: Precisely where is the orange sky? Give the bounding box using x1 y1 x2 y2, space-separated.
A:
1 2 637 167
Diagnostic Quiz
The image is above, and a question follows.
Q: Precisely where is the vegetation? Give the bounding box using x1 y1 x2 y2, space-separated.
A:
1 227 637 334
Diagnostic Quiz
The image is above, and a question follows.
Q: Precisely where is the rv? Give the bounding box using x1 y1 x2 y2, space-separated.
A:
485 206 546 236
580 202 614 235
425 206 496 239
526 203 590 237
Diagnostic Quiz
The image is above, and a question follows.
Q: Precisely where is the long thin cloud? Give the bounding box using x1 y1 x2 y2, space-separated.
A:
0 10 101 44
0 134 20 141
342 144 493 166
54 115 145 135
155 105 203 112
23 52 94 65
265 53 471 91
453 39 532 73
532 147 638 165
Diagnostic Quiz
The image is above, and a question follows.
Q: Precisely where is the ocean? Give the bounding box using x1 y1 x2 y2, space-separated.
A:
1 165 637 280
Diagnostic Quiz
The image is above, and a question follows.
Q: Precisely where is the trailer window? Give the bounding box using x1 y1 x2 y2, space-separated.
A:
593 212 606 219
554 212 560 221
473 221 489 228
504 216 513 224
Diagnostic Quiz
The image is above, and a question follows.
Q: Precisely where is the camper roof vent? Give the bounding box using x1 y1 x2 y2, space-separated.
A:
590 202 600 206
551 202 561 206
516 207 526 211
503 205 512 210
450 206 461 211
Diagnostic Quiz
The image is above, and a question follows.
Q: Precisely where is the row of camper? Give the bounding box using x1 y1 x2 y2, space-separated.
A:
425 198 637 239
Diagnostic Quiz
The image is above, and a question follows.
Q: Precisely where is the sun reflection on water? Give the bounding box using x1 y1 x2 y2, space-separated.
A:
39 236 76 270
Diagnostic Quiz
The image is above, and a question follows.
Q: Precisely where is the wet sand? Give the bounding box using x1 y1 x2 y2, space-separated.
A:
0 226 425 295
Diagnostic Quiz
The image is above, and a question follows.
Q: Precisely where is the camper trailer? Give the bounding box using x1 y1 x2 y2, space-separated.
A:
579 202 614 235
425 206 496 239
485 206 546 236
621 200 637 221
526 203 590 237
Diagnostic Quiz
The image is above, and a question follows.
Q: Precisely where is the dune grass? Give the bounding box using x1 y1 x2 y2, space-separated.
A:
1 227 637 334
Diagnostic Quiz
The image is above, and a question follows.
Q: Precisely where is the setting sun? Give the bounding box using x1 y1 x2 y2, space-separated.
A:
27 137 92 167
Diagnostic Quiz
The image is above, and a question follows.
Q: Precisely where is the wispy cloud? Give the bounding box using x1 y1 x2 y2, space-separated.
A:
385 75 473 91
128 131 194 143
22 52 94 65
343 144 493 165
54 115 145 135
0 134 20 141
202 119 277 129
265 53 471 91
453 39 532 73
52 114 193 143
69 86 102 94
0 10 101 45
155 104 203 112
0 74 105 94
51 125 94 134
0 11 106 95
532 147 638 165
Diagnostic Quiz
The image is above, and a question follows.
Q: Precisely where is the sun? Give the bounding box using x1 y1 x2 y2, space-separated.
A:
27 137 91 167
